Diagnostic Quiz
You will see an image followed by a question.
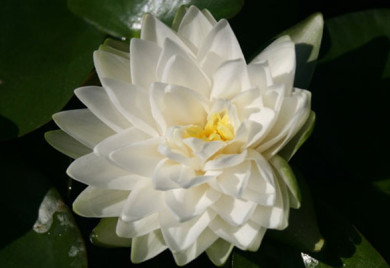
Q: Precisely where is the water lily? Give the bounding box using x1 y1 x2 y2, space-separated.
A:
46 5 312 266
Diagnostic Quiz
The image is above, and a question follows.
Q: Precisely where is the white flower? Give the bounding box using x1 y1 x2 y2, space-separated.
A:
47 6 312 266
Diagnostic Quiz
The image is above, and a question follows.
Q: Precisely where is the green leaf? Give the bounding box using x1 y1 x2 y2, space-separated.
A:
281 13 324 89
67 0 244 38
0 0 105 141
279 111 316 161
0 188 87 267
90 218 132 248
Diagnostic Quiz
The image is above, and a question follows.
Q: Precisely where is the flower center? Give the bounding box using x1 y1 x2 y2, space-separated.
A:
183 112 234 141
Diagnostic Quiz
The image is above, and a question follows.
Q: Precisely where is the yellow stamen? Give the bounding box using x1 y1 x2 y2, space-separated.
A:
183 112 235 142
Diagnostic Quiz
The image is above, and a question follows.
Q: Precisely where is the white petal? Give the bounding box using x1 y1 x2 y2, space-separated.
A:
67 153 140 190
45 130 91 159
110 137 163 178
130 38 161 89
103 78 159 136
204 150 247 171
177 6 215 51
164 184 221 222
160 209 216 252
121 182 165 222
75 86 131 132
158 143 197 169
211 194 257 226
73 186 129 217
247 61 273 89
141 13 189 50
172 228 218 266
94 127 151 157
209 217 263 250
198 19 244 76
53 109 115 148
210 59 251 100
251 36 296 92
131 229 167 263
183 138 225 164
206 238 234 266
214 161 251 198
116 213 160 238
94 50 131 83
149 83 207 133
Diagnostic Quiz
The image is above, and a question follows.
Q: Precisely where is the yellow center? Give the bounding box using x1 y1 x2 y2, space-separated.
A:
183 112 235 141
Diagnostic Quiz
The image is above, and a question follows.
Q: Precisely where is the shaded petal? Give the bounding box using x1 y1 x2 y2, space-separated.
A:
177 6 215 51
160 209 216 251
121 182 165 222
45 130 91 159
198 19 244 76
210 59 251 100
172 228 218 266
67 153 141 190
251 36 295 93
53 109 115 148
116 213 160 238
73 186 128 217
102 78 159 136
164 184 221 222
91 218 132 247
131 229 167 263
211 194 257 226
130 38 161 89
183 138 225 164
94 50 131 83
204 150 247 171
110 137 163 177
75 86 131 132
205 238 234 266
247 61 273 89
150 83 208 133
209 217 263 250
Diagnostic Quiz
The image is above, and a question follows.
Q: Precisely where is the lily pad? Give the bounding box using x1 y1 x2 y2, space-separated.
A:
67 0 244 38
0 0 105 140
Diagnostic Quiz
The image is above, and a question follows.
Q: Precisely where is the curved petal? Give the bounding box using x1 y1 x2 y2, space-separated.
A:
205 238 234 266
121 182 165 222
247 61 273 90
45 130 91 159
73 186 129 217
149 83 208 133
131 229 167 263
130 38 161 89
177 6 216 51
211 194 257 226
198 19 244 76
210 59 251 100
164 184 221 222
172 228 218 266
94 50 131 84
102 78 159 136
67 153 141 190
75 86 131 132
91 218 132 247
109 137 163 177
209 217 263 250
251 36 295 93
183 138 225 164
160 209 216 252
53 109 115 148
116 213 160 238
204 150 247 171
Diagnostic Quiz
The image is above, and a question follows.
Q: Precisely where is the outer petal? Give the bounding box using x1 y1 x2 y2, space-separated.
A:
116 213 160 238
251 36 296 93
94 50 131 84
164 184 221 222
177 6 216 51
205 238 234 266
131 229 167 263
45 130 91 159
75 86 131 132
67 153 141 190
198 19 244 76
73 186 129 217
53 109 115 148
